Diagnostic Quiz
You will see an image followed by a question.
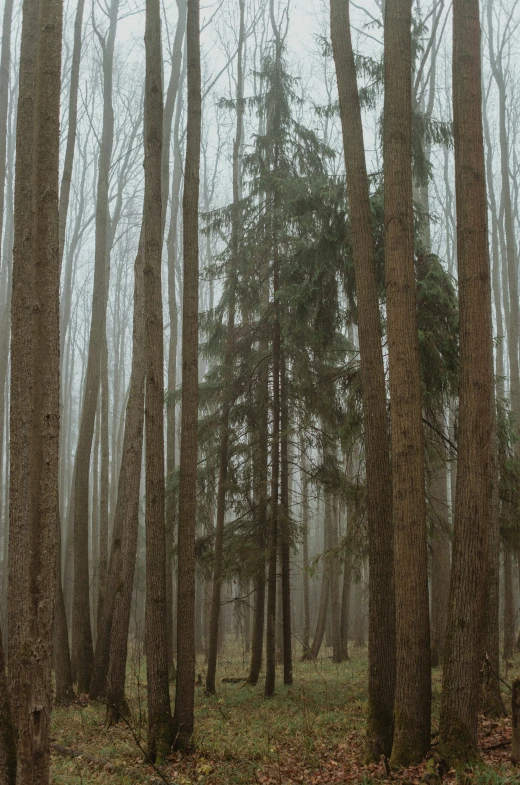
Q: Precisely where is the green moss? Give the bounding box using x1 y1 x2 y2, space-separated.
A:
438 717 479 767
390 707 430 768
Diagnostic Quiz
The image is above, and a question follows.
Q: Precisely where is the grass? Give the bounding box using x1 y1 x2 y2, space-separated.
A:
50 642 520 785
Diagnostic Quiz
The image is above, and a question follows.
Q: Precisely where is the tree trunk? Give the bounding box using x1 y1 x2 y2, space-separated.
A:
264 21 283 699
306 480 332 661
340 545 352 661
72 0 119 693
481 432 506 718
301 443 310 656
172 0 201 750
205 0 245 695
105 236 145 723
97 335 110 631
330 496 342 663
330 0 395 758
428 421 451 668
54 506 75 705
512 679 520 765
0 626 16 784
164 0 187 676
439 0 494 763
384 0 431 766
280 352 292 684
246 397 267 684
503 545 515 661
58 0 85 273
8 0 62 780
143 0 172 760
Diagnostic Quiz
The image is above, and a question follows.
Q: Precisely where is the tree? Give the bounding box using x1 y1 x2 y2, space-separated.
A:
143 0 173 760
0 627 15 784
173 0 202 751
330 0 396 759
205 0 246 696
384 0 431 766
72 0 120 692
439 0 494 763
103 231 145 721
8 0 62 779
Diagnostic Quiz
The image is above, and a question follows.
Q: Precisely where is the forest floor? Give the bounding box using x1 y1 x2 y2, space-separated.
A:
51 644 520 785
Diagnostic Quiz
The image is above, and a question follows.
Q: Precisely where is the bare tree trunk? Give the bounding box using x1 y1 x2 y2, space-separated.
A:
143 0 172 760
72 0 119 693
173 0 201 750
439 0 494 763
300 443 310 656
97 336 110 630
246 385 268 684
280 351 292 683
105 237 145 723
330 495 342 663
264 17 283 700
8 0 62 780
429 421 451 668
0 0 14 266
330 0 395 758
205 0 245 695
306 477 333 661
503 545 515 660
0 625 16 784
481 419 506 717
164 0 187 676
384 0 431 766
340 546 352 661
54 506 75 705
58 0 85 272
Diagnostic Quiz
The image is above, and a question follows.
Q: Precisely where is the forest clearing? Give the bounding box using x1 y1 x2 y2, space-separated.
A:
50 649 520 785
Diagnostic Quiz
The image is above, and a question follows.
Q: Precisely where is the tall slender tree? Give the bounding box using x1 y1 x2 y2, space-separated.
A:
173 0 202 751
330 0 396 759
384 0 431 766
72 0 120 692
205 0 246 696
143 0 173 760
439 0 494 762
8 0 62 780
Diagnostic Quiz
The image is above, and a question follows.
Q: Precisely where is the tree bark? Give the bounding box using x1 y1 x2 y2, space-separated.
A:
0 626 16 784
384 0 431 766
72 0 119 693
428 422 451 668
143 0 172 760
58 0 85 273
8 0 62 780
330 0 395 758
205 0 245 695
300 443 311 656
105 235 146 724
439 0 494 763
172 0 201 751
503 545 516 661
280 352 292 683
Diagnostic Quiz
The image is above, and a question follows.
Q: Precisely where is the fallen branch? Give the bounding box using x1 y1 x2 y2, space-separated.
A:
482 740 511 751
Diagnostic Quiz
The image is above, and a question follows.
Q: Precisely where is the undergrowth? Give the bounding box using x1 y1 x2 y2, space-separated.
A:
50 643 520 784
